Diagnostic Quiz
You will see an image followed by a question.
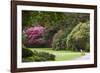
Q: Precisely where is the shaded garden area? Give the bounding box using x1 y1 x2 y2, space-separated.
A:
22 10 90 62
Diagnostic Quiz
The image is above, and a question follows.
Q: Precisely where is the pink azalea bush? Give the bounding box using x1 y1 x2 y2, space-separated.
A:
23 25 45 46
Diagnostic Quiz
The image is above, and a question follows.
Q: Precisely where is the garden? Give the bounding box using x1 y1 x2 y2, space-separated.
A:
22 11 90 62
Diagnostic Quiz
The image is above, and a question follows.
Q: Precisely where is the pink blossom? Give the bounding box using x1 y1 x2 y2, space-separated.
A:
23 26 45 45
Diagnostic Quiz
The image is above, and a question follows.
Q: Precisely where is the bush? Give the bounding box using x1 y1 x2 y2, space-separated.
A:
85 42 90 52
66 22 90 52
22 57 35 62
22 34 27 46
33 51 55 61
43 25 59 40
22 50 55 62
23 25 46 47
52 30 67 50
22 48 34 58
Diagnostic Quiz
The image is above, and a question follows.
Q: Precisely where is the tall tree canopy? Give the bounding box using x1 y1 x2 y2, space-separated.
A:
66 22 90 51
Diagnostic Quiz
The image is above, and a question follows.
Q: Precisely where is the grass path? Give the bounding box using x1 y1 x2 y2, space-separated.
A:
29 48 82 61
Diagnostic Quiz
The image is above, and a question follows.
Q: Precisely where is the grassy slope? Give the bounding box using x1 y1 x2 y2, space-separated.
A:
29 48 82 61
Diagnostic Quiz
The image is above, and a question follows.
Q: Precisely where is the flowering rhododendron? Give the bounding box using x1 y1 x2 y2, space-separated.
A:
23 26 45 45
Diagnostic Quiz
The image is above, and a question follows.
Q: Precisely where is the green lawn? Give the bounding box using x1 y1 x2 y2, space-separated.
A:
29 48 82 61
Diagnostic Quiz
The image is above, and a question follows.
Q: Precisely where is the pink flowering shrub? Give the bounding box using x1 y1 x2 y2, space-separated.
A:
23 25 45 47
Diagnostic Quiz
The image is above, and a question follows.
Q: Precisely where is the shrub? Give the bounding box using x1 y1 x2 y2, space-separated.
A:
66 22 90 52
43 25 60 40
22 50 55 62
85 42 90 52
52 30 67 50
22 48 34 58
22 34 27 46
43 25 60 47
23 25 46 47
22 57 35 62
33 50 55 61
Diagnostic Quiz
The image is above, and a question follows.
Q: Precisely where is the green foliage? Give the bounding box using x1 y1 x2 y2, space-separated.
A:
22 11 90 52
22 11 33 27
66 22 90 51
22 49 55 62
43 25 60 40
42 13 89 41
22 34 27 45
22 57 35 62
33 50 55 61
22 11 66 28
85 42 90 52
52 30 67 50
22 11 89 28
22 48 34 58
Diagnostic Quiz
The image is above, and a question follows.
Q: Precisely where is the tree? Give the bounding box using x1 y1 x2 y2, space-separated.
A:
66 22 90 52
52 30 67 50
22 11 66 28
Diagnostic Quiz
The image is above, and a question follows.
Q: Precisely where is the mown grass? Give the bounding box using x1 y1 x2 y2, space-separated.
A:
29 48 82 61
